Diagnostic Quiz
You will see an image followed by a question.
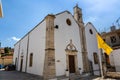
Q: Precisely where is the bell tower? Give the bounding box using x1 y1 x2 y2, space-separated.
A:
74 4 90 73
74 4 83 25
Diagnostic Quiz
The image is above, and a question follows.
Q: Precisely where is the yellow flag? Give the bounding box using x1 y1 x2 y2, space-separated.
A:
96 34 113 55
0 1 3 17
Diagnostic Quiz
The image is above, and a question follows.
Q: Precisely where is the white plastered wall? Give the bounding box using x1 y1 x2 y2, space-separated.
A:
85 22 100 75
18 35 28 72
54 12 83 76
13 42 20 70
14 20 46 76
26 20 46 76
110 49 120 72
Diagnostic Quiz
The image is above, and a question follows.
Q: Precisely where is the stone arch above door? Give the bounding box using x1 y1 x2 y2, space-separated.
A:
65 39 78 55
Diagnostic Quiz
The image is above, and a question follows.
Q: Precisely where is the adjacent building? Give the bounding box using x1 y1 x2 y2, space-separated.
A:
0 48 14 65
0 48 4 57
101 26 120 72
101 25 120 49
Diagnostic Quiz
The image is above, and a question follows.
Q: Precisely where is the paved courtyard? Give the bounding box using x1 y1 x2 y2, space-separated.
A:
0 71 43 80
0 70 119 80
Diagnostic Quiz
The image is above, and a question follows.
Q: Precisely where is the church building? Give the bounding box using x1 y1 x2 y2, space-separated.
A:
13 5 100 79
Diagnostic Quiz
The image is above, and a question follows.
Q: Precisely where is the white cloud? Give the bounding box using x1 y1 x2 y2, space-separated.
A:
11 37 20 41
4 37 20 47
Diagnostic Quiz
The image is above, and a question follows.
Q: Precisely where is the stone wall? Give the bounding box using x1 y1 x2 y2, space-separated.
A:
0 58 13 65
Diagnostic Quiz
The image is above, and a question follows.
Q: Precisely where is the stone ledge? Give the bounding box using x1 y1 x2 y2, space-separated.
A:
106 72 120 78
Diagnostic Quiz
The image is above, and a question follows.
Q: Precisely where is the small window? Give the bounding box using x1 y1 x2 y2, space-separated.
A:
93 53 98 64
103 39 106 42
29 53 33 67
89 29 93 34
66 18 71 26
110 36 116 43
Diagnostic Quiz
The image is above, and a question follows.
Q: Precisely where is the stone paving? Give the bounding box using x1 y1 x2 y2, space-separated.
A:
0 71 43 80
0 71 119 80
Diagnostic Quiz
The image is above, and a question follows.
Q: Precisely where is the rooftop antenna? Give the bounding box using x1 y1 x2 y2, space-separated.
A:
116 17 120 29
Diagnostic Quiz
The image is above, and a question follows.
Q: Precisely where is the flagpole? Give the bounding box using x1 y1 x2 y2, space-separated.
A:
99 48 108 78
99 48 104 78
97 33 113 78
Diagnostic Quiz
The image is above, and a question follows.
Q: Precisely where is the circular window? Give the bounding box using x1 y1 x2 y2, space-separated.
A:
66 18 71 26
89 29 93 34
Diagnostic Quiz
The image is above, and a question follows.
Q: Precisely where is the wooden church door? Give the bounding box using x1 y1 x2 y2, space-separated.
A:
69 55 75 73
20 58 23 71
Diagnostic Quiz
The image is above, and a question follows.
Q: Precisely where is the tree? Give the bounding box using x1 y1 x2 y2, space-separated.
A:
4 47 11 53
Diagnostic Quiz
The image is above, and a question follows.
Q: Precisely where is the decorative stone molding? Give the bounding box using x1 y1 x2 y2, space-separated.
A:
65 39 79 75
66 39 77 51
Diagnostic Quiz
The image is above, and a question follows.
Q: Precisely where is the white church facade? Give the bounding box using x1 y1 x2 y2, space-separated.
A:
13 5 100 79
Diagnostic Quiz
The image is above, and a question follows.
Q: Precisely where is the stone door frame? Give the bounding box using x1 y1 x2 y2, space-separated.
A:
65 40 79 74
20 54 23 72
20 58 23 72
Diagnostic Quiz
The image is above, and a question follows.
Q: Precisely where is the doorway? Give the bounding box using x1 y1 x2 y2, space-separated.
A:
20 58 23 72
69 55 75 73
104 53 110 65
15 58 17 69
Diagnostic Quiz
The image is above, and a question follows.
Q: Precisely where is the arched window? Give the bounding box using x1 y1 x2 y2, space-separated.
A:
93 52 98 64
110 36 116 43
89 29 93 34
66 18 72 26
29 53 33 67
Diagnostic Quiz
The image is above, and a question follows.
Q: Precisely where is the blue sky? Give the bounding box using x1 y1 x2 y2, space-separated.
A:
0 0 120 48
